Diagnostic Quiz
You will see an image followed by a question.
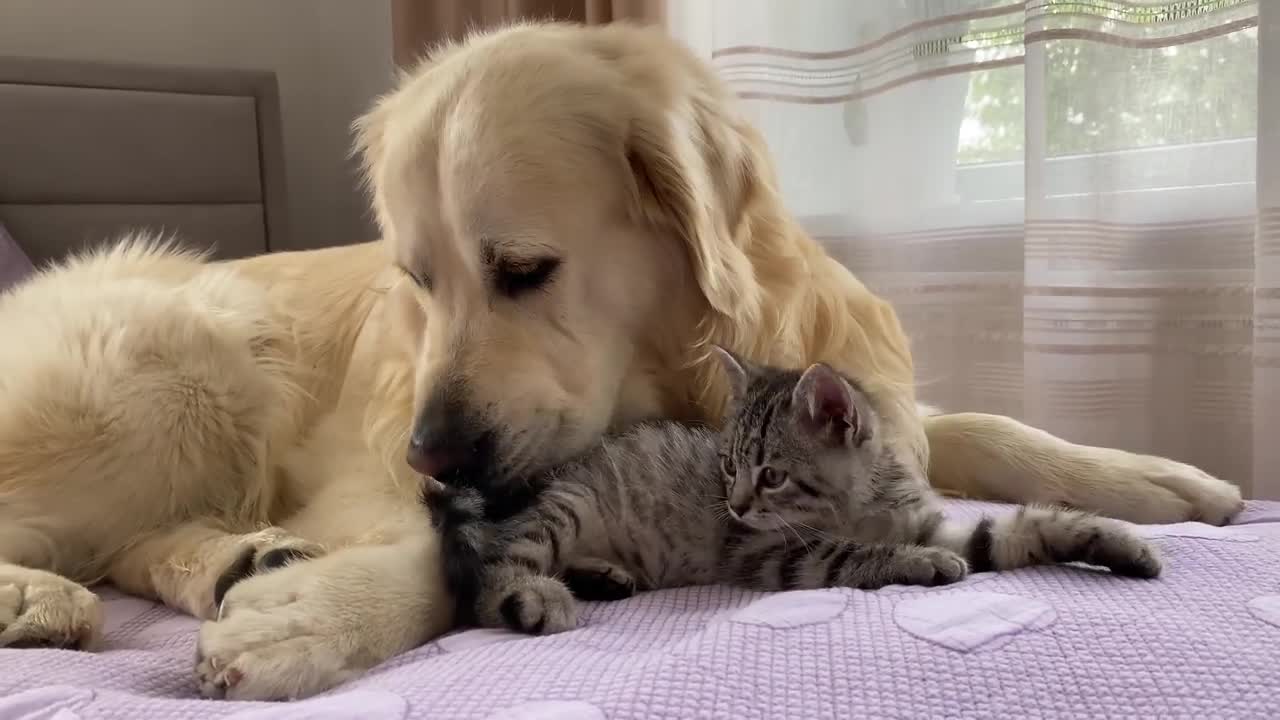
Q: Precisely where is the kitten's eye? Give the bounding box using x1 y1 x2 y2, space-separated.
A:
758 466 787 489
495 258 560 298
720 454 736 477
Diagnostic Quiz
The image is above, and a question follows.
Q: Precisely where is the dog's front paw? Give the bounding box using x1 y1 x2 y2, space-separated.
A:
1070 449 1243 526
1132 456 1243 526
0 566 102 650
195 538 446 701
196 566 357 700
212 530 323 617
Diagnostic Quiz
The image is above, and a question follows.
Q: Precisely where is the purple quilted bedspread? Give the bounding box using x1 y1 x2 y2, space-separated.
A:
2 500 1279 719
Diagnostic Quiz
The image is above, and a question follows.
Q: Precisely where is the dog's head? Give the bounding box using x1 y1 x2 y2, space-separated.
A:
354 22 778 495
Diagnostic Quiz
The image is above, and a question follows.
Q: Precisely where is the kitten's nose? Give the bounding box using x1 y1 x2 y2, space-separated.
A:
729 499 752 519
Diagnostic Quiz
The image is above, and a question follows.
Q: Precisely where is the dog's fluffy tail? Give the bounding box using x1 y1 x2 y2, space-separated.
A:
423 484 490 626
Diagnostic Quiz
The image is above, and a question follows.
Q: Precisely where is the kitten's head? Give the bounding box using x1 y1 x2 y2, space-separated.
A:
710 346 888 531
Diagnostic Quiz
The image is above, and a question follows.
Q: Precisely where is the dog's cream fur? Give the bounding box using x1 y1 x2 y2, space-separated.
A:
0 23 1242 700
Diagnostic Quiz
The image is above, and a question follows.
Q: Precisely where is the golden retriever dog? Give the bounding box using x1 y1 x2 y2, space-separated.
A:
0 22 1242 700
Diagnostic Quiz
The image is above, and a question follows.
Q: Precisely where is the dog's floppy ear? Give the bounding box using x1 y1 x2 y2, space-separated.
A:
351 91 405 244
352 98 392 195
351 46 450 203
624 94 765 325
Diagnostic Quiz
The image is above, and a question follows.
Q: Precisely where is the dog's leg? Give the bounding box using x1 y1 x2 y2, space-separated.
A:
107 522 323 621
192 531 453 701
923 412 1243 525
0 525 103 649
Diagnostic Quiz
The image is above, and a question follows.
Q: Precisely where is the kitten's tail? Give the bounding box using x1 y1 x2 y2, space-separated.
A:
423 483 491 625
924 506 1162 578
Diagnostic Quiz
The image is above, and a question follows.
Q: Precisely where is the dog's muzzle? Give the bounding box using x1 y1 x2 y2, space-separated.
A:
407 383 497 486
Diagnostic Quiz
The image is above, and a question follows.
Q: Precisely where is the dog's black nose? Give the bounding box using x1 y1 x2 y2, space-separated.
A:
407 386 493 483
406 437 458 479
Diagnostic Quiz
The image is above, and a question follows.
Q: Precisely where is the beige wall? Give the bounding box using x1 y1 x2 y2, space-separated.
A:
0 0 395 250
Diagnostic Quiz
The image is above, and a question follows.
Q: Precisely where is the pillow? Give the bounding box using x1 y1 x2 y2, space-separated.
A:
0 220 35 293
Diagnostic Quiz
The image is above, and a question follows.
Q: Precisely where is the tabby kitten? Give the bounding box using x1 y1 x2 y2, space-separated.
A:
427 347 1161 635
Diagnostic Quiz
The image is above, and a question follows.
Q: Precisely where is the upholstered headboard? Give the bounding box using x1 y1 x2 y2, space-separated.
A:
0 55 288 264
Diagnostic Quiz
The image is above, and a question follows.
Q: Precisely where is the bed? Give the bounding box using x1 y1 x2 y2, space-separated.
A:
1 499 1276 719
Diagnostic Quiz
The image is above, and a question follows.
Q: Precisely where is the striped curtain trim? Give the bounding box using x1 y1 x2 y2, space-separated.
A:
1024 17 1257 48
1026 0 1256 26
710 4 1026 61
714 0 1256 103
1257 207 1280 257
1024 343 1253 355
817 217 1258 271
1025 285 1252 297
1026 217 1256 268
732 58 1022 105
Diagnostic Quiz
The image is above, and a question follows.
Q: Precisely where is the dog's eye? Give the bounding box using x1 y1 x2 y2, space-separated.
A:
495 258 560 298
398 265 432 291
758 466 787 489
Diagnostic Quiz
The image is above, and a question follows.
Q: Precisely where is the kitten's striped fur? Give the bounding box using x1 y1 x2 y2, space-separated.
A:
428 348 1161 635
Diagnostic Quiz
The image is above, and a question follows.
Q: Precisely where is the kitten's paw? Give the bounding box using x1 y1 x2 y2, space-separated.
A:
897 547 969 587
563 558 637 601
0 566 102 650
497 575 578 635
1080 521 1163 579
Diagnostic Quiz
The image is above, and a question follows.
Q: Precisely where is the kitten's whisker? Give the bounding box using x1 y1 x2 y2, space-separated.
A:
780 518 813 555
795 521 844 544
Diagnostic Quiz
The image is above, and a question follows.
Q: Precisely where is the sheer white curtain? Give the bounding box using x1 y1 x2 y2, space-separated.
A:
667 0 1276 498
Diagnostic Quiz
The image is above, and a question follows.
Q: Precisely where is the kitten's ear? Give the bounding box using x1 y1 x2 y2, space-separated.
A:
710 344 749 398
793 363 864 446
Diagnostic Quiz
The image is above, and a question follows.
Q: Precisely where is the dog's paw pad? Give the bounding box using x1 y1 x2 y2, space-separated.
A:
213 533 323 614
